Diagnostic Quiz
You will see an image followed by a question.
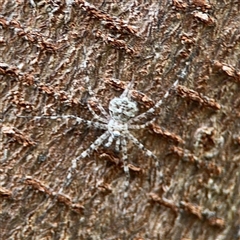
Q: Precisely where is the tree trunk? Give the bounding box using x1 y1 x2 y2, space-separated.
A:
1 0 239 239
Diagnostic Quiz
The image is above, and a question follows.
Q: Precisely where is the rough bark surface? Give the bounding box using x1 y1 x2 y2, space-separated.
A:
0 1 240 240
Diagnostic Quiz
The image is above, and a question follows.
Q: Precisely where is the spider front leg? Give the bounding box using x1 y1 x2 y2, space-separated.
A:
129 79 179 125
85 76 110 121
87 101 109 124
81 53 109 119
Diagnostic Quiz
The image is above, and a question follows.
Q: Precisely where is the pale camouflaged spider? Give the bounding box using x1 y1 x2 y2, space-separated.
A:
31 76 179 195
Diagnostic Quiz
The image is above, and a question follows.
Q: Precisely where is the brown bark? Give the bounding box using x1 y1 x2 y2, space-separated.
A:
0 0 239 239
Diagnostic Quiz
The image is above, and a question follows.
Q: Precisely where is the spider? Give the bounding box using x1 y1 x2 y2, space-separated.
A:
46 77 179 195
26 74 179 198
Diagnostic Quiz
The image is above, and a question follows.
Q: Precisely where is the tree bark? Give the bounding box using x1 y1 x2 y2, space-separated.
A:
0 0 239 239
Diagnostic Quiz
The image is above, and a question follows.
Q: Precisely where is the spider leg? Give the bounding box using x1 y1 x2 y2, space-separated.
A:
121 136 130 199
128 118 157 130
18 115 107 130
130 79 179 124
127 132 159 166
58 131 110 193
85 76 110 120
104 134 114 147
87 101 109 124
115 137 121 152
81 50 109 119
126 131 163 191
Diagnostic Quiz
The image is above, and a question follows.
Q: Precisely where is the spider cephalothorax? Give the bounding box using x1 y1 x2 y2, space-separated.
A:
109 96 138 122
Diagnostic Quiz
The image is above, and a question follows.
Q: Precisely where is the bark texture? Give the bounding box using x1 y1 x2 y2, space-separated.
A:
0 0 240 239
